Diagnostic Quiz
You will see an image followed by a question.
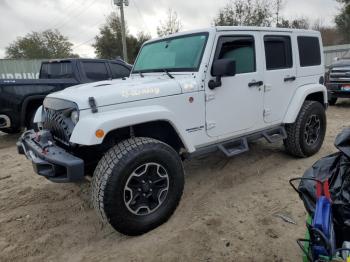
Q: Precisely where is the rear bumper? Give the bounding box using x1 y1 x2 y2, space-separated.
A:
17 130 84 183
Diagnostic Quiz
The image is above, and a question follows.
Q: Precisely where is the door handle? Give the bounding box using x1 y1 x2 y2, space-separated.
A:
284 76 296 82
248 80 264 87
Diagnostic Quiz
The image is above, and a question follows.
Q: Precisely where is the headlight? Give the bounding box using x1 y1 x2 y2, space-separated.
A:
70 110 79 124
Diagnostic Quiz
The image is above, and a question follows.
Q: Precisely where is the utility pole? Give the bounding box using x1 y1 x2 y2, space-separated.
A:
114 0 128 63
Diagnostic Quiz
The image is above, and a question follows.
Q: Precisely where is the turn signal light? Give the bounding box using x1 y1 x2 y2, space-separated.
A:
95 129 105 138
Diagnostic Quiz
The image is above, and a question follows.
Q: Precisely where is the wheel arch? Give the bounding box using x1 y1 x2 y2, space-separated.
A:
21 95 46 127
283 84 327 124
70 106 195 153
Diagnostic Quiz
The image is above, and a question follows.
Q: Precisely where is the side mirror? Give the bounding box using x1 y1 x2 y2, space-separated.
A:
209 59 236 90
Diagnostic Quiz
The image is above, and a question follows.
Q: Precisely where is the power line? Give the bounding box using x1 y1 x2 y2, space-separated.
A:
131 0 152 35
53 0 98 31
39 0 85 31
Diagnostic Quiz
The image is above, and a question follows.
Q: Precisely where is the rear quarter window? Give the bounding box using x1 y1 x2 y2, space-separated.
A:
297 36 321 67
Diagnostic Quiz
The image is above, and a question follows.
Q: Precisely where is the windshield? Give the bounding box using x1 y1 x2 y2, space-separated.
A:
133 33 209 73
343 50 350 59
40 62 73 79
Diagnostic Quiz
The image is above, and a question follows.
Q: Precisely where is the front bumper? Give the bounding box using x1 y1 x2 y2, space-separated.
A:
17 130 84 183
326 82 350 98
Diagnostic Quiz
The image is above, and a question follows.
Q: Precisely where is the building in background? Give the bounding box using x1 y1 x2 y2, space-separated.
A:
0 59 44 79
324 44 350 68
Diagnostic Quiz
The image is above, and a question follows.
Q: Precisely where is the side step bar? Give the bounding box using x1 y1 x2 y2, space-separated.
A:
190 126 287 158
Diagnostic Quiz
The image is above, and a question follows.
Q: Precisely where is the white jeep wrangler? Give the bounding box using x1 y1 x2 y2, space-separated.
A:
18 26 327 236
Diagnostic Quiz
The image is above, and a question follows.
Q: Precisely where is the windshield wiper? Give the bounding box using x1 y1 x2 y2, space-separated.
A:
163 69 174 79
139 71 144 78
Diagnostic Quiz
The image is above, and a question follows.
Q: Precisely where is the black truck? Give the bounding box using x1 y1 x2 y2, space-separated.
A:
0 58 131 133
326 50 350 105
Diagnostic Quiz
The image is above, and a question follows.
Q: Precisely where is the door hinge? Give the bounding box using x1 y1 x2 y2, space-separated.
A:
205 93 215 102
263 109 271 117
206 121 216 130
264 84 272 92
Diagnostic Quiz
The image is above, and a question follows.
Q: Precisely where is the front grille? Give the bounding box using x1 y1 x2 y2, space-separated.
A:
42 108 74 145
329 67 350 82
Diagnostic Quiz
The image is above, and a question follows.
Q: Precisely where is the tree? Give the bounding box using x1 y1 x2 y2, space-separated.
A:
277 17 310 29
93 12 150 63
335 0 350 42
157 9 183 37
274 0 284 26
5 29 77 59
213 0 273 27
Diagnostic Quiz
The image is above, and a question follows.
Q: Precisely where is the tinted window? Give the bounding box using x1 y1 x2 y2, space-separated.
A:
298 36 321 67
264 36 293 70
82 62 109 81
110 63 130 78
214 36 256 74
40 62 73 79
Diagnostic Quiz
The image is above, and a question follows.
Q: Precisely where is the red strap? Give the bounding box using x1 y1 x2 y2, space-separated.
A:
323 180 331 201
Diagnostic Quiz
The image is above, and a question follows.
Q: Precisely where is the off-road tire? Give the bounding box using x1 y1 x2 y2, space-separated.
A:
328 97 337 106
91 137 184 236
284 101 326 158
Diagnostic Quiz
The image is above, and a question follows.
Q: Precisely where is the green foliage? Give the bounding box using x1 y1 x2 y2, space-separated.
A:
213 0 273 27
335 0 350 42
157 9 183 37
93 12 151 63
5 29 78 59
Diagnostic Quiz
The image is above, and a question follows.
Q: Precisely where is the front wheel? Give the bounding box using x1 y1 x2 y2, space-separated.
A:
328 97 337 106
284 101 326 158
91 137 184 236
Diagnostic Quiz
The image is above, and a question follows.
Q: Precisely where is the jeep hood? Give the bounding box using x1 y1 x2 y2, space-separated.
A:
47 76 183 110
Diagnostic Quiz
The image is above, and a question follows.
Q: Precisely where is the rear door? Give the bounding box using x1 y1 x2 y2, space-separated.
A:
262 33 297 123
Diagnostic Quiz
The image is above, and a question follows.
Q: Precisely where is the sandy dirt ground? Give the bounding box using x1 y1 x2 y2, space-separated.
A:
0 100 349 262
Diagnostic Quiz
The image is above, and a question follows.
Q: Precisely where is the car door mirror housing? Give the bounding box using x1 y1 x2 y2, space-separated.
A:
209 59 236 90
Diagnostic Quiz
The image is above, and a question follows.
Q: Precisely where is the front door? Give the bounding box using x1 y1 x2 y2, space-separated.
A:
205 32 264 138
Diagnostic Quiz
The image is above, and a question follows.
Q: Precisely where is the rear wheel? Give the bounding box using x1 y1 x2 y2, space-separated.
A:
92 137 184 236
284 101 326 158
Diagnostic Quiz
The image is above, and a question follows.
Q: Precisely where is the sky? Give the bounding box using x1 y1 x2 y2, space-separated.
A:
0 0 341 58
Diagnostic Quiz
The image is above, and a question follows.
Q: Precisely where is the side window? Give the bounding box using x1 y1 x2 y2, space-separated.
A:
214 36 256 74
297 36 321 67
264 35 293 70
110 63 130 79
82 62 109 81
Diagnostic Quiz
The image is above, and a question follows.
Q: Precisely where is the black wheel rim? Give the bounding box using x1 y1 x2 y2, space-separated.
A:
304 114 321 146
124 163 169 216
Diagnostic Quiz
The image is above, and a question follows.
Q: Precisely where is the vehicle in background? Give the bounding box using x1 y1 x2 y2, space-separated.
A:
0 58 131 133
326 50 350 105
